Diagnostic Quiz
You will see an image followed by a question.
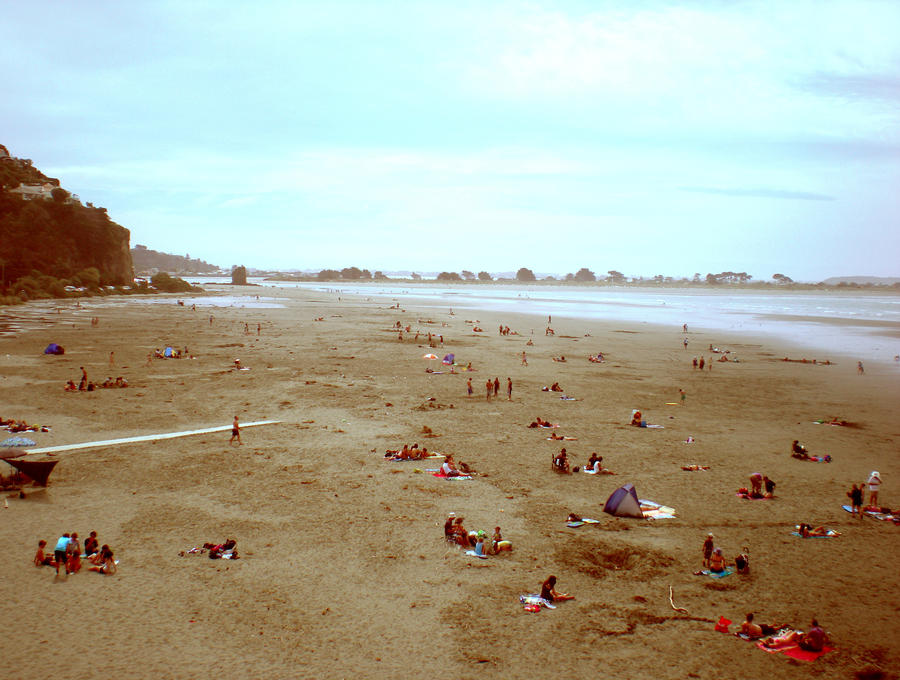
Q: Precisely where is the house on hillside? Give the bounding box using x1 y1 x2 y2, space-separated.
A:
9 182 56 201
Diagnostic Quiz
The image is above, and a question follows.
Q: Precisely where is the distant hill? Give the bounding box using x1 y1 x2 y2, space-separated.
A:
822 276 900 286
0 143 133 287
131 245 219 275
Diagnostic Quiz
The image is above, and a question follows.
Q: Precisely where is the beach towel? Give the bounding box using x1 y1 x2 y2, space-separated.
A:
755 637 833 661
842 505 898 521
736 492 769 500
431 471 472 480
519 594 555 610
792 530 840 538
697 568 733 578
465 550 488 559
639 500 676 519
546 436 577 441
566 518 600 528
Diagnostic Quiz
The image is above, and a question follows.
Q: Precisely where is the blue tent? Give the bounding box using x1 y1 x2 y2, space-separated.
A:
442 353 455 365
164 346 175 358
603 483 644 518
43 343 65 355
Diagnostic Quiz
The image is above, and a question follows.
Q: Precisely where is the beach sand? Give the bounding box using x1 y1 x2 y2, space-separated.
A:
2 286 898 679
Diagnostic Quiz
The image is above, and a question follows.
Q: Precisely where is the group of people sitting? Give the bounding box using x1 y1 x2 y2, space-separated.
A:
34 531 116 575
739 473 776 498
438 454 474 477
528 416 557 428
702 534 750 574
444 513 512 556
588 353 605 363
541 382 564 392
790 440 831 462
740 615 830 652
385 443 433 461
1 417 50 433
65 376 128 391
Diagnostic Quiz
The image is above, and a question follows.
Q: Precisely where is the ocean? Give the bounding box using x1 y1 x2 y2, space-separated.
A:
208 280 898 366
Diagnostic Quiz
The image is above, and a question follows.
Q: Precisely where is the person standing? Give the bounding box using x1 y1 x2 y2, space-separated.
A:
702 533 714 568
521 351 528 366
857 361 864 375
466 378 473 397
679 388 686 405
847 483 863 518
683 338 688 349
79 367 88 391
867 471 882 507
493 377 500 397
507 377 513 401
230 415 242 446
485 379 492 401
54 533 71 575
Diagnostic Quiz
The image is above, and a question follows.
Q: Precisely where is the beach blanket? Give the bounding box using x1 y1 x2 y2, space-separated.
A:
792 530 840 538
697 568 733 578
465 550 488 560
736 493 770 500
519 594 555 610
566 518 600 528
639 500 676 519
755 636 833 661
843 505 899 522
546 436 577 441
431 470 473 480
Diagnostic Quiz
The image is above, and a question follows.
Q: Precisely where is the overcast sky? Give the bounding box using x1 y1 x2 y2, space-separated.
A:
2 0 898 281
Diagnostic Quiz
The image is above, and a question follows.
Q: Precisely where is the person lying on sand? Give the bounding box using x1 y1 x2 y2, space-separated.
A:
797 524 839 538
738 612 783 639
540 575 574 602
552 356 566 362
762 619 828 652
681 464 710 471
528 417 557 428
547 432 576 441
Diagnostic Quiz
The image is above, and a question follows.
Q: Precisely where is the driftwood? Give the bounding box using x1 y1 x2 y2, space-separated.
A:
669 585 689 614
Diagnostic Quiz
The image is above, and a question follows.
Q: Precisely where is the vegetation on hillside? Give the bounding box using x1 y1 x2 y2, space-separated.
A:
132 244 219 274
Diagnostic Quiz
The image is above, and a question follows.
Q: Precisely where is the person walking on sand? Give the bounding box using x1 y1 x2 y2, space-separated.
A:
521 351 528 366
857 361 864 375
485 379 492 401
466 378 473 397
230 415 242 446
507 377 513 401
109 351 115 367
679 388 686 405
79 366 88 391
683 338 688 349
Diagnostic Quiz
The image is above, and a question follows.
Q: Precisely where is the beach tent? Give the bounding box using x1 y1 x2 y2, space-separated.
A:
164 346 175 358
43 343 65 355
442 353 455 365
603 483 644 518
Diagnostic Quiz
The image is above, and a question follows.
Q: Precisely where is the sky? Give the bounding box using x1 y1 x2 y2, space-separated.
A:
2 0 899 281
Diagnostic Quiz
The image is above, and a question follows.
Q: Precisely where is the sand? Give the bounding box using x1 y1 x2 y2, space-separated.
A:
1 286 898 679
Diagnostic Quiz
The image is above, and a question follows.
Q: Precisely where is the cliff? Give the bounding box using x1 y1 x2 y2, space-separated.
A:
0 145 133 287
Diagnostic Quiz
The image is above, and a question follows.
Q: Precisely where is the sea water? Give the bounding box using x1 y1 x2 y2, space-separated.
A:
264 281 900 365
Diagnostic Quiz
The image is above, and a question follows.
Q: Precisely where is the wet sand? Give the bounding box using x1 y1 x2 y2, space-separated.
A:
1 286 898 679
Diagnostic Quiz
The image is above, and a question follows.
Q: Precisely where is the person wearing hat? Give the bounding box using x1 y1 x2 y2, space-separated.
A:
867 472 882 508
702 533 714 568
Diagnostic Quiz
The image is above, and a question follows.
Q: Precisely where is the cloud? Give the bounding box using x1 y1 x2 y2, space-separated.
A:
678 186 835 201
795 73 900 103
